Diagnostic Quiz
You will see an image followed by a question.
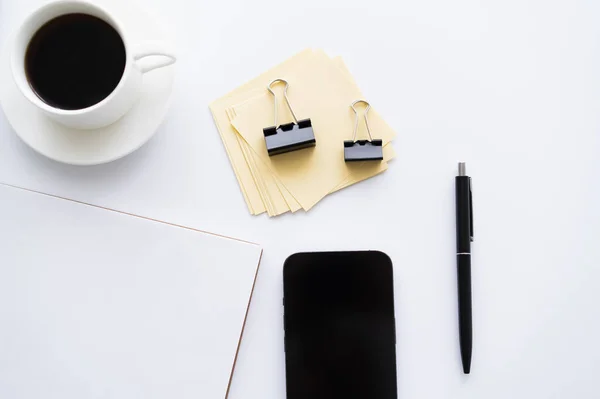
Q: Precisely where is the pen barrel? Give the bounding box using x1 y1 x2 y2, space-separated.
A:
457 255 473 372
455 176 471 253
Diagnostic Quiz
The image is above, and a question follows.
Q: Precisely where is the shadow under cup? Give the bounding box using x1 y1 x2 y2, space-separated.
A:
24 12 126 111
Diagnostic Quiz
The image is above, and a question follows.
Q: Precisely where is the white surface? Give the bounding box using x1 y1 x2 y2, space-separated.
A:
0 183 261 399
0 0 599 398
0 0 175 164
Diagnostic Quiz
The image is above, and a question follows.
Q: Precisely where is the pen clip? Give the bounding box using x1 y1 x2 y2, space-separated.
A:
469 177 474 242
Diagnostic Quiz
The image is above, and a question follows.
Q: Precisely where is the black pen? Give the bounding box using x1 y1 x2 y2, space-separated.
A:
455 162 473 374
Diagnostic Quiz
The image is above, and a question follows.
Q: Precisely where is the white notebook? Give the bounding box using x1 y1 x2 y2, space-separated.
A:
0 183 262 399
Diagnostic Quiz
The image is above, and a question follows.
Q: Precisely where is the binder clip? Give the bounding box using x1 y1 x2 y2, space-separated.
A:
263 79 316 156
344 100 383 162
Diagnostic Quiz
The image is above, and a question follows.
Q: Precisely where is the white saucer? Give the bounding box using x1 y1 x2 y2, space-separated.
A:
0 0 175 165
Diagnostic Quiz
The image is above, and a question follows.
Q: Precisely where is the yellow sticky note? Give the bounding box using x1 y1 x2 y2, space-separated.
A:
211 49 397 215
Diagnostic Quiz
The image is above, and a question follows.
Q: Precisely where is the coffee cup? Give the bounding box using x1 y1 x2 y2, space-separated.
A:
10 0 176 130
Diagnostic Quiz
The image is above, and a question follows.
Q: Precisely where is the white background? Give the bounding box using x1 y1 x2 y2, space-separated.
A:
1 0 600 398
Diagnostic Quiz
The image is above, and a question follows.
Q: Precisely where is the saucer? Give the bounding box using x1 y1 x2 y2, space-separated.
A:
0 0 175 165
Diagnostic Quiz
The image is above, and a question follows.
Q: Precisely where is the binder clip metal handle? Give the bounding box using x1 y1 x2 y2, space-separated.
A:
350 99 373 142
344 99 384 162
263 79 316 156
267 79 299 128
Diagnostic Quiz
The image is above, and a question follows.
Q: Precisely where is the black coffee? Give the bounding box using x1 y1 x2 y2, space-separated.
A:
25 13 126 110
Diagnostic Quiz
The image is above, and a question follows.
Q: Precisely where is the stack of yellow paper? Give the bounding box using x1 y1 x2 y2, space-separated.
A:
210 49 397 217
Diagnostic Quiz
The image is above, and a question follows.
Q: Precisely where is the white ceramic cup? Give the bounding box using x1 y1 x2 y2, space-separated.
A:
11 0 176 130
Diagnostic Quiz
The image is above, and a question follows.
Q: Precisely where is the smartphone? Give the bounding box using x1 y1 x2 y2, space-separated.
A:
283 251 397 399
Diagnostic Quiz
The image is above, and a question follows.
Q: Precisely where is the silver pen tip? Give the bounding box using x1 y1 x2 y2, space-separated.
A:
458 162 466 176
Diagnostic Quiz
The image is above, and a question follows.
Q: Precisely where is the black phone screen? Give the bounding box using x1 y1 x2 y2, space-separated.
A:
283 251 397 399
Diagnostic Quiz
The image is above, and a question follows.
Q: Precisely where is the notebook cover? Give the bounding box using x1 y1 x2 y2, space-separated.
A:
0 183 262 399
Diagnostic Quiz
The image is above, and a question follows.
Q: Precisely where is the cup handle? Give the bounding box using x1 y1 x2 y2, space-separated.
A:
132 41 176 74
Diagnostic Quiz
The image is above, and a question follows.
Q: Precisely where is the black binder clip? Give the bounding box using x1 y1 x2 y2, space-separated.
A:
344 100 383 162
263 79 316 156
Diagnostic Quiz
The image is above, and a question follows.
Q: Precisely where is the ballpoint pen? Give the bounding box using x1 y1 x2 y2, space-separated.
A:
456 162 473 374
